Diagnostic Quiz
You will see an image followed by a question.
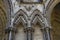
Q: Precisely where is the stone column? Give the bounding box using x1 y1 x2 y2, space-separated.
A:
24 27 34 40
40 28 46 40
45 27 51 40
5 27 16 40
46 28 51 40
42 27 51 40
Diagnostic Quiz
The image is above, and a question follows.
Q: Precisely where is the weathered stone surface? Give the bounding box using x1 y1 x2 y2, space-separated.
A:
0 0 60 40
15 25 43 40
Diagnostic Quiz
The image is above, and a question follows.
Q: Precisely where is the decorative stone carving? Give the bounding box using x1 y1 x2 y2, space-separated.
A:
2 0 52 40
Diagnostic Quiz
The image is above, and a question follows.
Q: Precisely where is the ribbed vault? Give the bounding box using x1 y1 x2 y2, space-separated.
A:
51 3 60 40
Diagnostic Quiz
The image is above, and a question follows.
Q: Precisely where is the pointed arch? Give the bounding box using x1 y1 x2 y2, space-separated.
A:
14 9 28 27
51 3 60 40
30 9 44 27
13 10 27 40
46 0 60 25
30 9 44 40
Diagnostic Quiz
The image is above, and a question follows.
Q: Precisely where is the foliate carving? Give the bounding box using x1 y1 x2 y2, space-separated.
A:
24 27 34 40
5 27 17 33
24 27 34 32
24 5 34 11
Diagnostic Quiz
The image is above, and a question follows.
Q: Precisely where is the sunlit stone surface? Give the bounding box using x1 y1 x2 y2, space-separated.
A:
15 25 25 40
33 25 43 40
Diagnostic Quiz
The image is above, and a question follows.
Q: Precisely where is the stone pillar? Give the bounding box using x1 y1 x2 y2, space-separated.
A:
44 27 51 40
5 27 16 40
40 27 45 40
45 27 51 40
42 27 51 40
24 27 34 40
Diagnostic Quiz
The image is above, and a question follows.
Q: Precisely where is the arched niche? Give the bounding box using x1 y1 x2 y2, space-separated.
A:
15 23 26 40
14 10 27 40
31 9 44 40
51 3 60 40
15 23 44 40
33 23 43 40
14 9 44 40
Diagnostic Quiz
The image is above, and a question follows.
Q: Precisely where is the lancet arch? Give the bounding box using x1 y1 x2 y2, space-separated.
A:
13 9 28 40
30 9 44 27
30 9 44 40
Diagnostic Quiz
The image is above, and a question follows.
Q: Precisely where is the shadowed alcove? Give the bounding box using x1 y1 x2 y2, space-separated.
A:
51 3 60 40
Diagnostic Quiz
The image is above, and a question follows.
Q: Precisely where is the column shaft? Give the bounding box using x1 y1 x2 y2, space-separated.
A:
8 31 13 40
5 27 16 40
45 28 51 40
26 31 32 40
24 27 34 40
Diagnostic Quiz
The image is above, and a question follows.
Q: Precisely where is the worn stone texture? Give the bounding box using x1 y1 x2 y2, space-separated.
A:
15 24 43 40
0 0 60 40
33 25 43 40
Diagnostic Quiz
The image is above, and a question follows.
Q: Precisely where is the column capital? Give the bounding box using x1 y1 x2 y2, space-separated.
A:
24 27 34 32
5 27 17 33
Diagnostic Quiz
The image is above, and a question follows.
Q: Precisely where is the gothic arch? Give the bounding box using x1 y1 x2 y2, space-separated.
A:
30 9 44 40
51 3 60 40
13 9 27 27
13 10 28 40
46 0 60 40
43 0 60 40
46 0 60 24
31 9 44 27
